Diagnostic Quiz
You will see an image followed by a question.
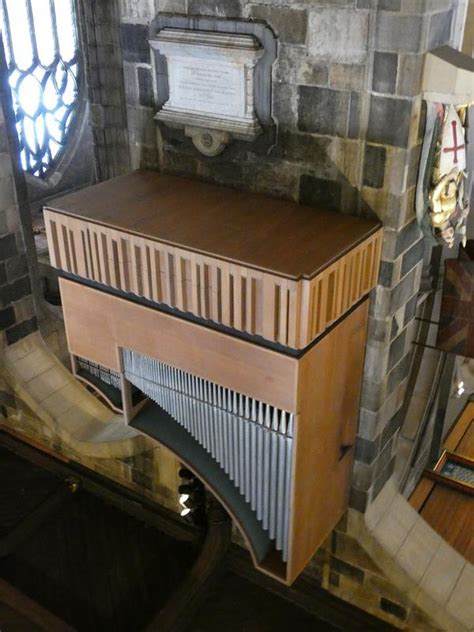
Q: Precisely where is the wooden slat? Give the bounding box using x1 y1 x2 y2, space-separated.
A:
173 253 185 312
352 243 362 299
420 484 474 564
456 421 474 458
297 282 310 349
219 263 230 326
150 247 161 303
443 401 474 455
119 236 131 292
160 250 171 306
262 276 277 342
317 278 328 338
100 233 110 286
210 264 219 323
54 219 67 272
286 284 298 348
88 227 101 283
46 211 382 350
409 476 436 511
60 223 72 273
44 211 57 268
69 220 85 278
129 238 142 297
0 578 74 632
107 233 119 289
245 274 253 334
232 268 243 331
410 400 474 564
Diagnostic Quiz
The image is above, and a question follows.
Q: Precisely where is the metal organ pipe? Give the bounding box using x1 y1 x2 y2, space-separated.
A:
122 348 294 562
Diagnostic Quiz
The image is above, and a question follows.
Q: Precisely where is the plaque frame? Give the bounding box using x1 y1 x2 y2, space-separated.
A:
150 28 265 155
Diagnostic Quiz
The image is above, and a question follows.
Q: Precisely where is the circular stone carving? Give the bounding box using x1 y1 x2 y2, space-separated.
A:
187 128 231 157
201 132 214 149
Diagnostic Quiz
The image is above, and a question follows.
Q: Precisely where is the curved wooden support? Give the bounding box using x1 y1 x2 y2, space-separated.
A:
75 371 123 413
132 402 276 571
145 497 232 632
0 478 79 558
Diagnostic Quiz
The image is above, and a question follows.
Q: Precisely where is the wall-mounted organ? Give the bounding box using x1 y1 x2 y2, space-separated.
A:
44 170 382 584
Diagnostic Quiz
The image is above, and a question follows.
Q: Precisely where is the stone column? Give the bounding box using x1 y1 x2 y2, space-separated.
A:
78 0 131 180
0 37 38 347
352 0 457 510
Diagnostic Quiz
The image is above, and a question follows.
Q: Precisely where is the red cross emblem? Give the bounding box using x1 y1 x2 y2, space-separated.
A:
443 120 465 164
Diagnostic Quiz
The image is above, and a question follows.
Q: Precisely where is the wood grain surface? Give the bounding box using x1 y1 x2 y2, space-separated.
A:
47 170 381 281
288 299 369 581
410 401 474 564
59 278 299 413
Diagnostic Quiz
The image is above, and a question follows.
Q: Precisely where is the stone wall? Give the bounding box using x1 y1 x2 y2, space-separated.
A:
0 380 181 513
306 511 445 631
110 2 458 627
0 1 464 629
0 39 38 348
116 0 456 511
78 0 131 180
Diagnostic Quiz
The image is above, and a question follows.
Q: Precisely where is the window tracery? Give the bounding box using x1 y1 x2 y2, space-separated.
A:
1 0 81 178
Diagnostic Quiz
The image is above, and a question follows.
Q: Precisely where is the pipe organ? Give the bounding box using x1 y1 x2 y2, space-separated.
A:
122 348 294 561
44 170 382 584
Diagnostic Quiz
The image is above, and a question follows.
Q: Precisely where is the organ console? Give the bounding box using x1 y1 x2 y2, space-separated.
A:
44 170 382 584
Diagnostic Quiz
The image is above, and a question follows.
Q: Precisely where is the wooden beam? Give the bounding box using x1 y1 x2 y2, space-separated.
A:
145 498 231 632
0 430 198 544
0 578 75 632
0 479 79 558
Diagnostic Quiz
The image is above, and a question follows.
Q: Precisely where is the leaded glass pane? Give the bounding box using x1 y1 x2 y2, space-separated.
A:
1 0 81 178
31 0 55 67
3 0 33 71
53 0 77 63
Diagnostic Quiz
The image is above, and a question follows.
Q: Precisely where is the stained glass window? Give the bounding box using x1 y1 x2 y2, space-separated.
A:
0 0 81 178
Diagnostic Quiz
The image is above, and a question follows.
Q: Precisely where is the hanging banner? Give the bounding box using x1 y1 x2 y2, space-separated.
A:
416 103 470 248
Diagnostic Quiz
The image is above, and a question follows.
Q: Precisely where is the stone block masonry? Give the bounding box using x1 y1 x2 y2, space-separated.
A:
307 9 369 63
78 0 130 180
0 0 461 628
109 0 457 513
304 509 448 631
0 39 37 348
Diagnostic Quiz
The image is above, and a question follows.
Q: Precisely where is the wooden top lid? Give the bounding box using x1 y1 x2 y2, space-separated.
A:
47 170 381 280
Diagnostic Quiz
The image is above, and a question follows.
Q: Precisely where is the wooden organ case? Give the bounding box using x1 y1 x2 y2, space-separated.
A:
44 171 382 584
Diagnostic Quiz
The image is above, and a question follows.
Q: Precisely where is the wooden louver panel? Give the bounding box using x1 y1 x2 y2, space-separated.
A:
44 210 382 349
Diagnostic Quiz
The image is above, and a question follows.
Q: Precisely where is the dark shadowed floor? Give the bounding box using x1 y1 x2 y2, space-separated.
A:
193 573 339 632
0 437 394 632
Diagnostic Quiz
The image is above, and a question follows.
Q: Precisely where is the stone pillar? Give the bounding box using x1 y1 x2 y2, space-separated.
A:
0 37 38 347
90 0 459 510
78 0 131 180
119 0 160 169
351 0 457 510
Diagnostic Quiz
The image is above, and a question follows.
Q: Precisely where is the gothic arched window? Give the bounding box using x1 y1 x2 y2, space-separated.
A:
1 0 81 179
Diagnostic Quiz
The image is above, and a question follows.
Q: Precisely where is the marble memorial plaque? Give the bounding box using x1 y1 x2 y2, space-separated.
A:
170 59 245 118
150 28 264 155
